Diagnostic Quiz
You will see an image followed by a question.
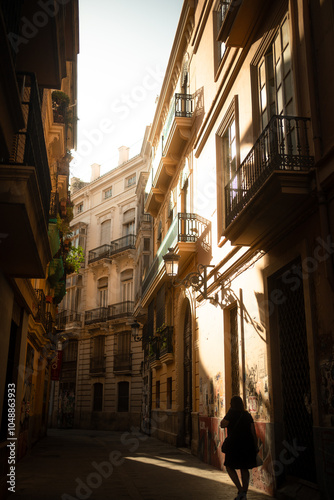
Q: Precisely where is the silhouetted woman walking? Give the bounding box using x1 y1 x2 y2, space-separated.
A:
220 396 258 500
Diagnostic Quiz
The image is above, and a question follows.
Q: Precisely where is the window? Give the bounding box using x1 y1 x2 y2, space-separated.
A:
144 238 150 251
214 1 230 72
104 187 112 199
123 209 135 236
216 97 239 239
77 203 83 214
97 277 108 308
258 15 294 130
100 220 111 246
121 269 133 303
118 331 131 355
62 340 78 362
125 174 136 188
92 335 105 360
93 383 103 411
156 381 160 409
167 377 172 409
118 381 129 412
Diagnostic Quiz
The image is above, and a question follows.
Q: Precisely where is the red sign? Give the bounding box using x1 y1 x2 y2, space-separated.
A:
51 350 63 381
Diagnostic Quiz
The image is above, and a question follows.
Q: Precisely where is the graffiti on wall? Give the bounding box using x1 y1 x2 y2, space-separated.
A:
245 351 270 421
199 372 225 418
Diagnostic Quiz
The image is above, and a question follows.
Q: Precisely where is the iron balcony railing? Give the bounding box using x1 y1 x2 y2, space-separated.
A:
4 73 52 225
110 234 136 256
56 310 82 329
159 326 174 357
162 93 194 150
225 115 314 227
90 356 106 374
34 289 47 329
108 301 134 320
85 307 108 325
88 235 136 264
141 213 211 296
149 337 160 363
88 244 111 264
113 353 132 372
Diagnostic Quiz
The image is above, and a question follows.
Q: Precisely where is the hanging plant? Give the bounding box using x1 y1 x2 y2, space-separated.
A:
65 246 85 274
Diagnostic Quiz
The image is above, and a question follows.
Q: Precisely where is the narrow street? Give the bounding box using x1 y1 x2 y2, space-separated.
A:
13 429 273 500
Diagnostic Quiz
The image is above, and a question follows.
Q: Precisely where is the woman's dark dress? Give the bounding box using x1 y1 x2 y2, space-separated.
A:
223 409 257 469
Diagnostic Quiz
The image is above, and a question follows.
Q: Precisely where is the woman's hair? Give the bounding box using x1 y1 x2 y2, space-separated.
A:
230 395 245 411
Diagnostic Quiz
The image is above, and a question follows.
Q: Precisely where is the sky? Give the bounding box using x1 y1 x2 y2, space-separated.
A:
70 0 183 182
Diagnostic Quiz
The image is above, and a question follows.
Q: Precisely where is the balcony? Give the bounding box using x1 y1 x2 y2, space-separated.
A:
141 213 211 299
224 115 314 247
113 353 132 373
88 235 136 264
34 289 47 330
88 245 112 264
109 234 136 257
90 356 106 376
85 307 108 325
158 326 174 365
0 73 52 277
217 0 267 48
108 301 134 320
56 310 82 330
145 93 194 216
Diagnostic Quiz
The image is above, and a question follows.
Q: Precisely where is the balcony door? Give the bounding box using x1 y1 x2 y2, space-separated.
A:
258 14 294 130
121 270 133 309
97 277 108 309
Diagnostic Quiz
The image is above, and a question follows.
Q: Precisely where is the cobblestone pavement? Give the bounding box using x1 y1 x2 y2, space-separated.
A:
12 429 274 500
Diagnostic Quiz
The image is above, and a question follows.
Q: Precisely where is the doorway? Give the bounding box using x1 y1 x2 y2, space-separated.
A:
270 259 316 483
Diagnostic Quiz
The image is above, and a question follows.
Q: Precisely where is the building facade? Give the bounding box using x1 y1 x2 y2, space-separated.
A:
0 0 79 497
136 1 334 499
54 133 151 430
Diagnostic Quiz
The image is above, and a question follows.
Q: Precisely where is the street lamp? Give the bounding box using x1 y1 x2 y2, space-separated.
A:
131 320 142 342
163 247 214 300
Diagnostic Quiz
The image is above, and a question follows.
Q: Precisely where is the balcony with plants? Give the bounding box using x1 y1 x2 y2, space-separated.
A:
224 115 314 247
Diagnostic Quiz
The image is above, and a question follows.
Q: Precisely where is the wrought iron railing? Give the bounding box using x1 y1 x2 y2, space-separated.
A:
159 326 174 357
90 356 106 374
141 213 211 296
149 337 160 363
113 353 132 372
88 245 111 264
108 301 134 320
162 93 193 150
34 289 47 329
56 310 82 329
110 234 136 256
225 115 314 226
5 73 52 225
84 307 108 325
